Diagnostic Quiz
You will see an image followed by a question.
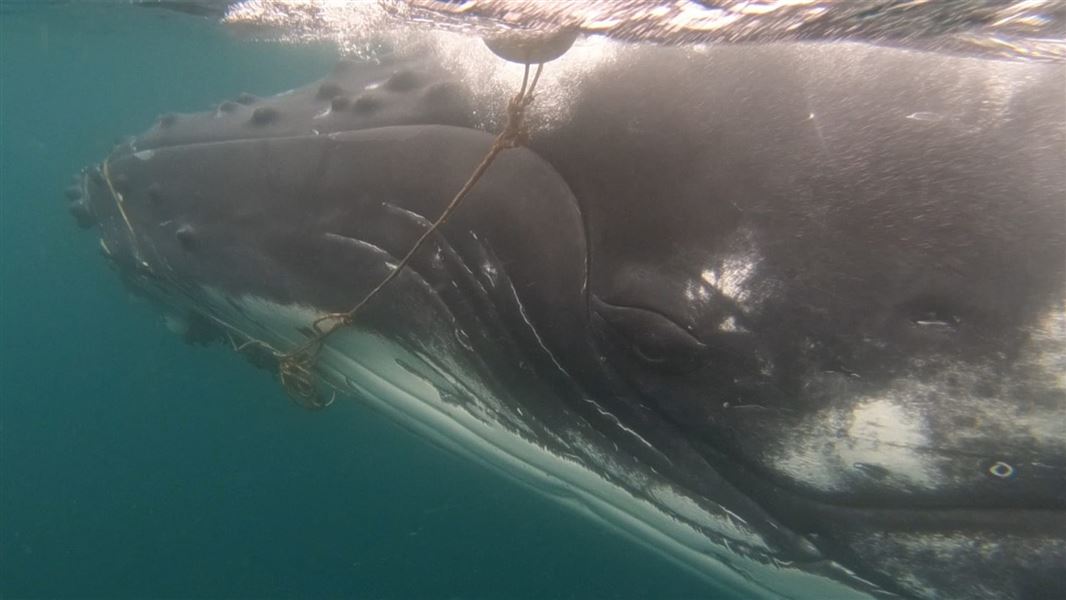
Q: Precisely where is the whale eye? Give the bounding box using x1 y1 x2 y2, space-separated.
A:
593 298 707 372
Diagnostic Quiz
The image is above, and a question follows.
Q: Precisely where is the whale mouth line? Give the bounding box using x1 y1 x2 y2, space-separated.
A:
114 130 341 156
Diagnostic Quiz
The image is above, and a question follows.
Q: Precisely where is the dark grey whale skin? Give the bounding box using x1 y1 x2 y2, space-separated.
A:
71 43 1065 600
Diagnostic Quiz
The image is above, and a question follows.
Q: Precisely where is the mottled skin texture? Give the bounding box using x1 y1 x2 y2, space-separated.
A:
71 42 1065 600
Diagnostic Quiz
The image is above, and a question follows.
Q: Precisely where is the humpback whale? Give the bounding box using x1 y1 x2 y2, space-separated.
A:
68 38 1065 600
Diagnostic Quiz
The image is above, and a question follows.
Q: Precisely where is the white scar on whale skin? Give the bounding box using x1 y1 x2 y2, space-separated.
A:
191 286 882 600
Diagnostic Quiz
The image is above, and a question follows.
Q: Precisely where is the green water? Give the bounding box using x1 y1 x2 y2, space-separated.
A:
0 3 722 598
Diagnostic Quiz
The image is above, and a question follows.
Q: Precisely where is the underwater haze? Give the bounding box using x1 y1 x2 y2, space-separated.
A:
0 4 718 598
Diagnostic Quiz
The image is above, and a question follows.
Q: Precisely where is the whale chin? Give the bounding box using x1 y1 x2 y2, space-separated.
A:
171 287 887 600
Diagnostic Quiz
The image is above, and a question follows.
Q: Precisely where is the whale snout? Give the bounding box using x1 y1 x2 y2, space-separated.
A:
64 173 97 230
68 163 139 271
65 167 92 217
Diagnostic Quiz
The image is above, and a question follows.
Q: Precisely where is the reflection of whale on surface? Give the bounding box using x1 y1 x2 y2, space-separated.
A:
69 40 1065 600
137 0 1066 62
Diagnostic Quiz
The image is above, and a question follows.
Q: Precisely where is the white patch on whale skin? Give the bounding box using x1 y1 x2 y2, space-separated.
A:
700 255 757 304
769 325 1066 495
1021 304 1066 393
192 287 881 600
699 229 765 313
843 399 935 486
769 392 937 494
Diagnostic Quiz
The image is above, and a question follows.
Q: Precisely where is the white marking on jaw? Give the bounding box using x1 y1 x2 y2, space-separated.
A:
323 232 398 270
582 397 658 453
381 202 428 226
646 485 760 545
502 276 571 379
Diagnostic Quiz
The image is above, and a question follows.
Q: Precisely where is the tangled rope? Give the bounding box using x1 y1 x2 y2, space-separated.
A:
274 62 546 409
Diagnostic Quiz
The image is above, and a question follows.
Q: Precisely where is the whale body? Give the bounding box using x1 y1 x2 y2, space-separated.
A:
69 40 1065 600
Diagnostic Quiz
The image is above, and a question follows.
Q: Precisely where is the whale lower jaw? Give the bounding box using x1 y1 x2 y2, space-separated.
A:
187 286 885 600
